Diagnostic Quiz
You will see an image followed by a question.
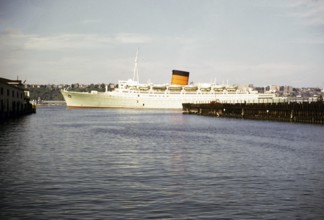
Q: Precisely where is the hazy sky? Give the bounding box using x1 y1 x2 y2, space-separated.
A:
0 0 323 87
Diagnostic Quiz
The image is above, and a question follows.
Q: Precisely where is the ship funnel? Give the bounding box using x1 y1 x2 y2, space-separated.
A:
171 70 190 85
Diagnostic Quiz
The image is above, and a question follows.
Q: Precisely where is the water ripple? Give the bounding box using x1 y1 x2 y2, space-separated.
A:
1 107 324 219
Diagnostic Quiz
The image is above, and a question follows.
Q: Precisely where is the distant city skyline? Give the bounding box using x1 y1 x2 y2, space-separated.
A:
0 0 324 87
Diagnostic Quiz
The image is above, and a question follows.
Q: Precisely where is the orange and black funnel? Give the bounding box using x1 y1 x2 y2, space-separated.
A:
171 70 190 85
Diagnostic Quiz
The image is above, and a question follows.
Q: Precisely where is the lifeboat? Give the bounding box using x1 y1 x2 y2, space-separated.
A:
199 83 211 92
184 85 198 91
126 85 138 90
139 85 150 90
152 84 167 90
168 85 183 91
225 86 238 93
213 86 225 92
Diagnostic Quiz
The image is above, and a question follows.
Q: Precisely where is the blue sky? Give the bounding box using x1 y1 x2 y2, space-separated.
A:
0 0 323 87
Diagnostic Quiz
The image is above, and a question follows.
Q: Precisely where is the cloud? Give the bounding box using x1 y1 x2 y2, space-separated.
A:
198 61 308 83
288 35 324 45
250 63 307 74
187 61 312 86
204 61 305 73
0 29 28 51
0 31 153 51
114 33 152 44
287 0 324 26
80 19 101 24
24 33 152 50
24 34 111 50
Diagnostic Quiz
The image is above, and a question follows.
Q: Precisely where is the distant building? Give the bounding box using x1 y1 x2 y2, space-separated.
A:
254 87 265 93
108 83 116 91
0 77 35 121
269 85 280 93
284 86 293 95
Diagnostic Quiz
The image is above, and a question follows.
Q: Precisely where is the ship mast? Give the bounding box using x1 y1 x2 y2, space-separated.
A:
133 49 139 83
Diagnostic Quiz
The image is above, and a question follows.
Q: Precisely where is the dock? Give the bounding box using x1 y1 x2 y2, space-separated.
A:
183 101 324 124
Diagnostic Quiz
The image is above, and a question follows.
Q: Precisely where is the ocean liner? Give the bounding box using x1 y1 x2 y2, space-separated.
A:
61 53 285 109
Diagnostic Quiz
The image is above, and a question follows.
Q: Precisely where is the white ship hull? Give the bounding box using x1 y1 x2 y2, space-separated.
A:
61 52 286 109
61 89 282 109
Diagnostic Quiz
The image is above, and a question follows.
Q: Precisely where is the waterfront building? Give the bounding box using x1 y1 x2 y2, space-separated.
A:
0 77 34 121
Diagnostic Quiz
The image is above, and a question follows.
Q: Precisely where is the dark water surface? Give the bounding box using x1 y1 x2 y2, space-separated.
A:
1 106 324 219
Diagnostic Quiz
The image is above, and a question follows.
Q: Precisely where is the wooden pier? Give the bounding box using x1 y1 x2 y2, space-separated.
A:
183 101 324 124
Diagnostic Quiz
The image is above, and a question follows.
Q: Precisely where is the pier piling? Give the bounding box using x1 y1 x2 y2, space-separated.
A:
183 102 324 124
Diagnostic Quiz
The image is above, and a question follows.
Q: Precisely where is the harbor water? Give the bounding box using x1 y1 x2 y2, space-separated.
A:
1 106 324 219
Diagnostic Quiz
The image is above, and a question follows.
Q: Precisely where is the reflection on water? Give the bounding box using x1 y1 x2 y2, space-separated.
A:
1 106 324 219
